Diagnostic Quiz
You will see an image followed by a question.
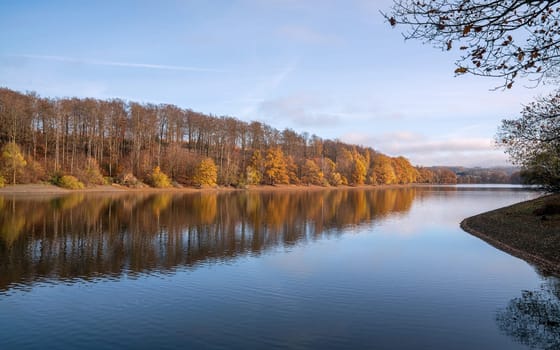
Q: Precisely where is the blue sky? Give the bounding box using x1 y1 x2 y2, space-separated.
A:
0 0 554 166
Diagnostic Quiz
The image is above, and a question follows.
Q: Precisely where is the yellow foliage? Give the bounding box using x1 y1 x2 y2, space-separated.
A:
193 158 218 186
372 154 396 185
1 142 27 184
301 159 324 185
150 166 172 188
264 147 289 185
245 165 260 185
0 175 4 188
351 148 367 185
391 156 418 184
57 175 85 190
285 155 300 185
323 157 343 186
245 151 264 185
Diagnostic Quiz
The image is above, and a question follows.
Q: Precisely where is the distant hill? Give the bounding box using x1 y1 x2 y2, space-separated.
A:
429 166 522 184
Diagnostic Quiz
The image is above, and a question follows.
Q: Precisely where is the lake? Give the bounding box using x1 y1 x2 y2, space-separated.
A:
0 186 558 349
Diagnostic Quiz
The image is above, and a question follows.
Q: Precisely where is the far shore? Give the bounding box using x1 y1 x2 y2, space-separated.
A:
0 182 531 196
0 182 427 195
461 193 560 276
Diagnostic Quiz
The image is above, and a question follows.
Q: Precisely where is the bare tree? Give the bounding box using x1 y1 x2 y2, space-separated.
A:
384 0 560 88
498 90 560 191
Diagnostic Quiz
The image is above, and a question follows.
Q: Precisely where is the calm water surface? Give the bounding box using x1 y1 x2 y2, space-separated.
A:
0 186 558 349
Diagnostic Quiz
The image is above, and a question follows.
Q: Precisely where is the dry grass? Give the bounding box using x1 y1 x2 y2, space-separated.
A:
461 194 560 275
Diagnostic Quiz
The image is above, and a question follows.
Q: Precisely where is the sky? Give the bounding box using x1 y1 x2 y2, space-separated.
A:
0 0 555 167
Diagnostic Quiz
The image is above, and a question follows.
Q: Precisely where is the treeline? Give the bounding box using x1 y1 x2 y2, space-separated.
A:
0 87 453 188
453 167 523 184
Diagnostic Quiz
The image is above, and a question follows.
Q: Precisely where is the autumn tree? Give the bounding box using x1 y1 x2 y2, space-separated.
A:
371 154 396 185
416 167 436 184
264 147 289 185
149 166 172 188
435 168 458 184
0 87 435 189
193 157 218 187
351 148 367 185
1 142 27 184
385 0 560 88
323 157 343 186
392 156 418 184
285 155 300 185
301 159 324 185
335 148 353 185
246 150 264 185
498 91 560 192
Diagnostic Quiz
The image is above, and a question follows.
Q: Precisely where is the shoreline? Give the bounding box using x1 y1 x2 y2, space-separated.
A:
0 183 424 195
461 194 560 276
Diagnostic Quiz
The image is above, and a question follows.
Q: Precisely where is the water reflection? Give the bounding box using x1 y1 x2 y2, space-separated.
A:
496 277 560 349
0 188 417 292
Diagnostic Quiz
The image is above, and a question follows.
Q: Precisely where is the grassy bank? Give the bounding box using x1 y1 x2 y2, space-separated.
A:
461 194 560 276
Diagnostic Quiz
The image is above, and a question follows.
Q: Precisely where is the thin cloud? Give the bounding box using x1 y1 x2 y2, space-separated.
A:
7 54 226 73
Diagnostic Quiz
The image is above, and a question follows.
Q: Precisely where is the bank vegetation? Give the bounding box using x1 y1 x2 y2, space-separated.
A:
0 88 456 190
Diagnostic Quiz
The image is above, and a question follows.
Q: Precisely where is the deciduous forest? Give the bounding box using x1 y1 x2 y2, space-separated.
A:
0 87 457 188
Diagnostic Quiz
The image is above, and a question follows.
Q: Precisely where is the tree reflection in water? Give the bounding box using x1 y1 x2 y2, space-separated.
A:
0 188 417 292
496 276 560 350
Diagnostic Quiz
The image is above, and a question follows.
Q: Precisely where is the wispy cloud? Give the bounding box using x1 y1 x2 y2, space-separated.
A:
6 54 225 73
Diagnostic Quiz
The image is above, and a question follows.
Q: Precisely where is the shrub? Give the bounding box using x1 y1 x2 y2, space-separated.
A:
150 166 171 188
118 173 146 188
57 175 85 190
78 158 105 186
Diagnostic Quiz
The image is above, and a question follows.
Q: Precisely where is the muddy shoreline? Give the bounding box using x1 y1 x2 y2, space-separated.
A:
461 194 560 276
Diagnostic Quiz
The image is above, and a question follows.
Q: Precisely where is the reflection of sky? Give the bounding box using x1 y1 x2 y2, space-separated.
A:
1 1 555 167
0 188 552 349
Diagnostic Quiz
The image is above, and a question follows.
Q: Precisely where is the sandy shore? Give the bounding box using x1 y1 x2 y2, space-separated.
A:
461 194 560 276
